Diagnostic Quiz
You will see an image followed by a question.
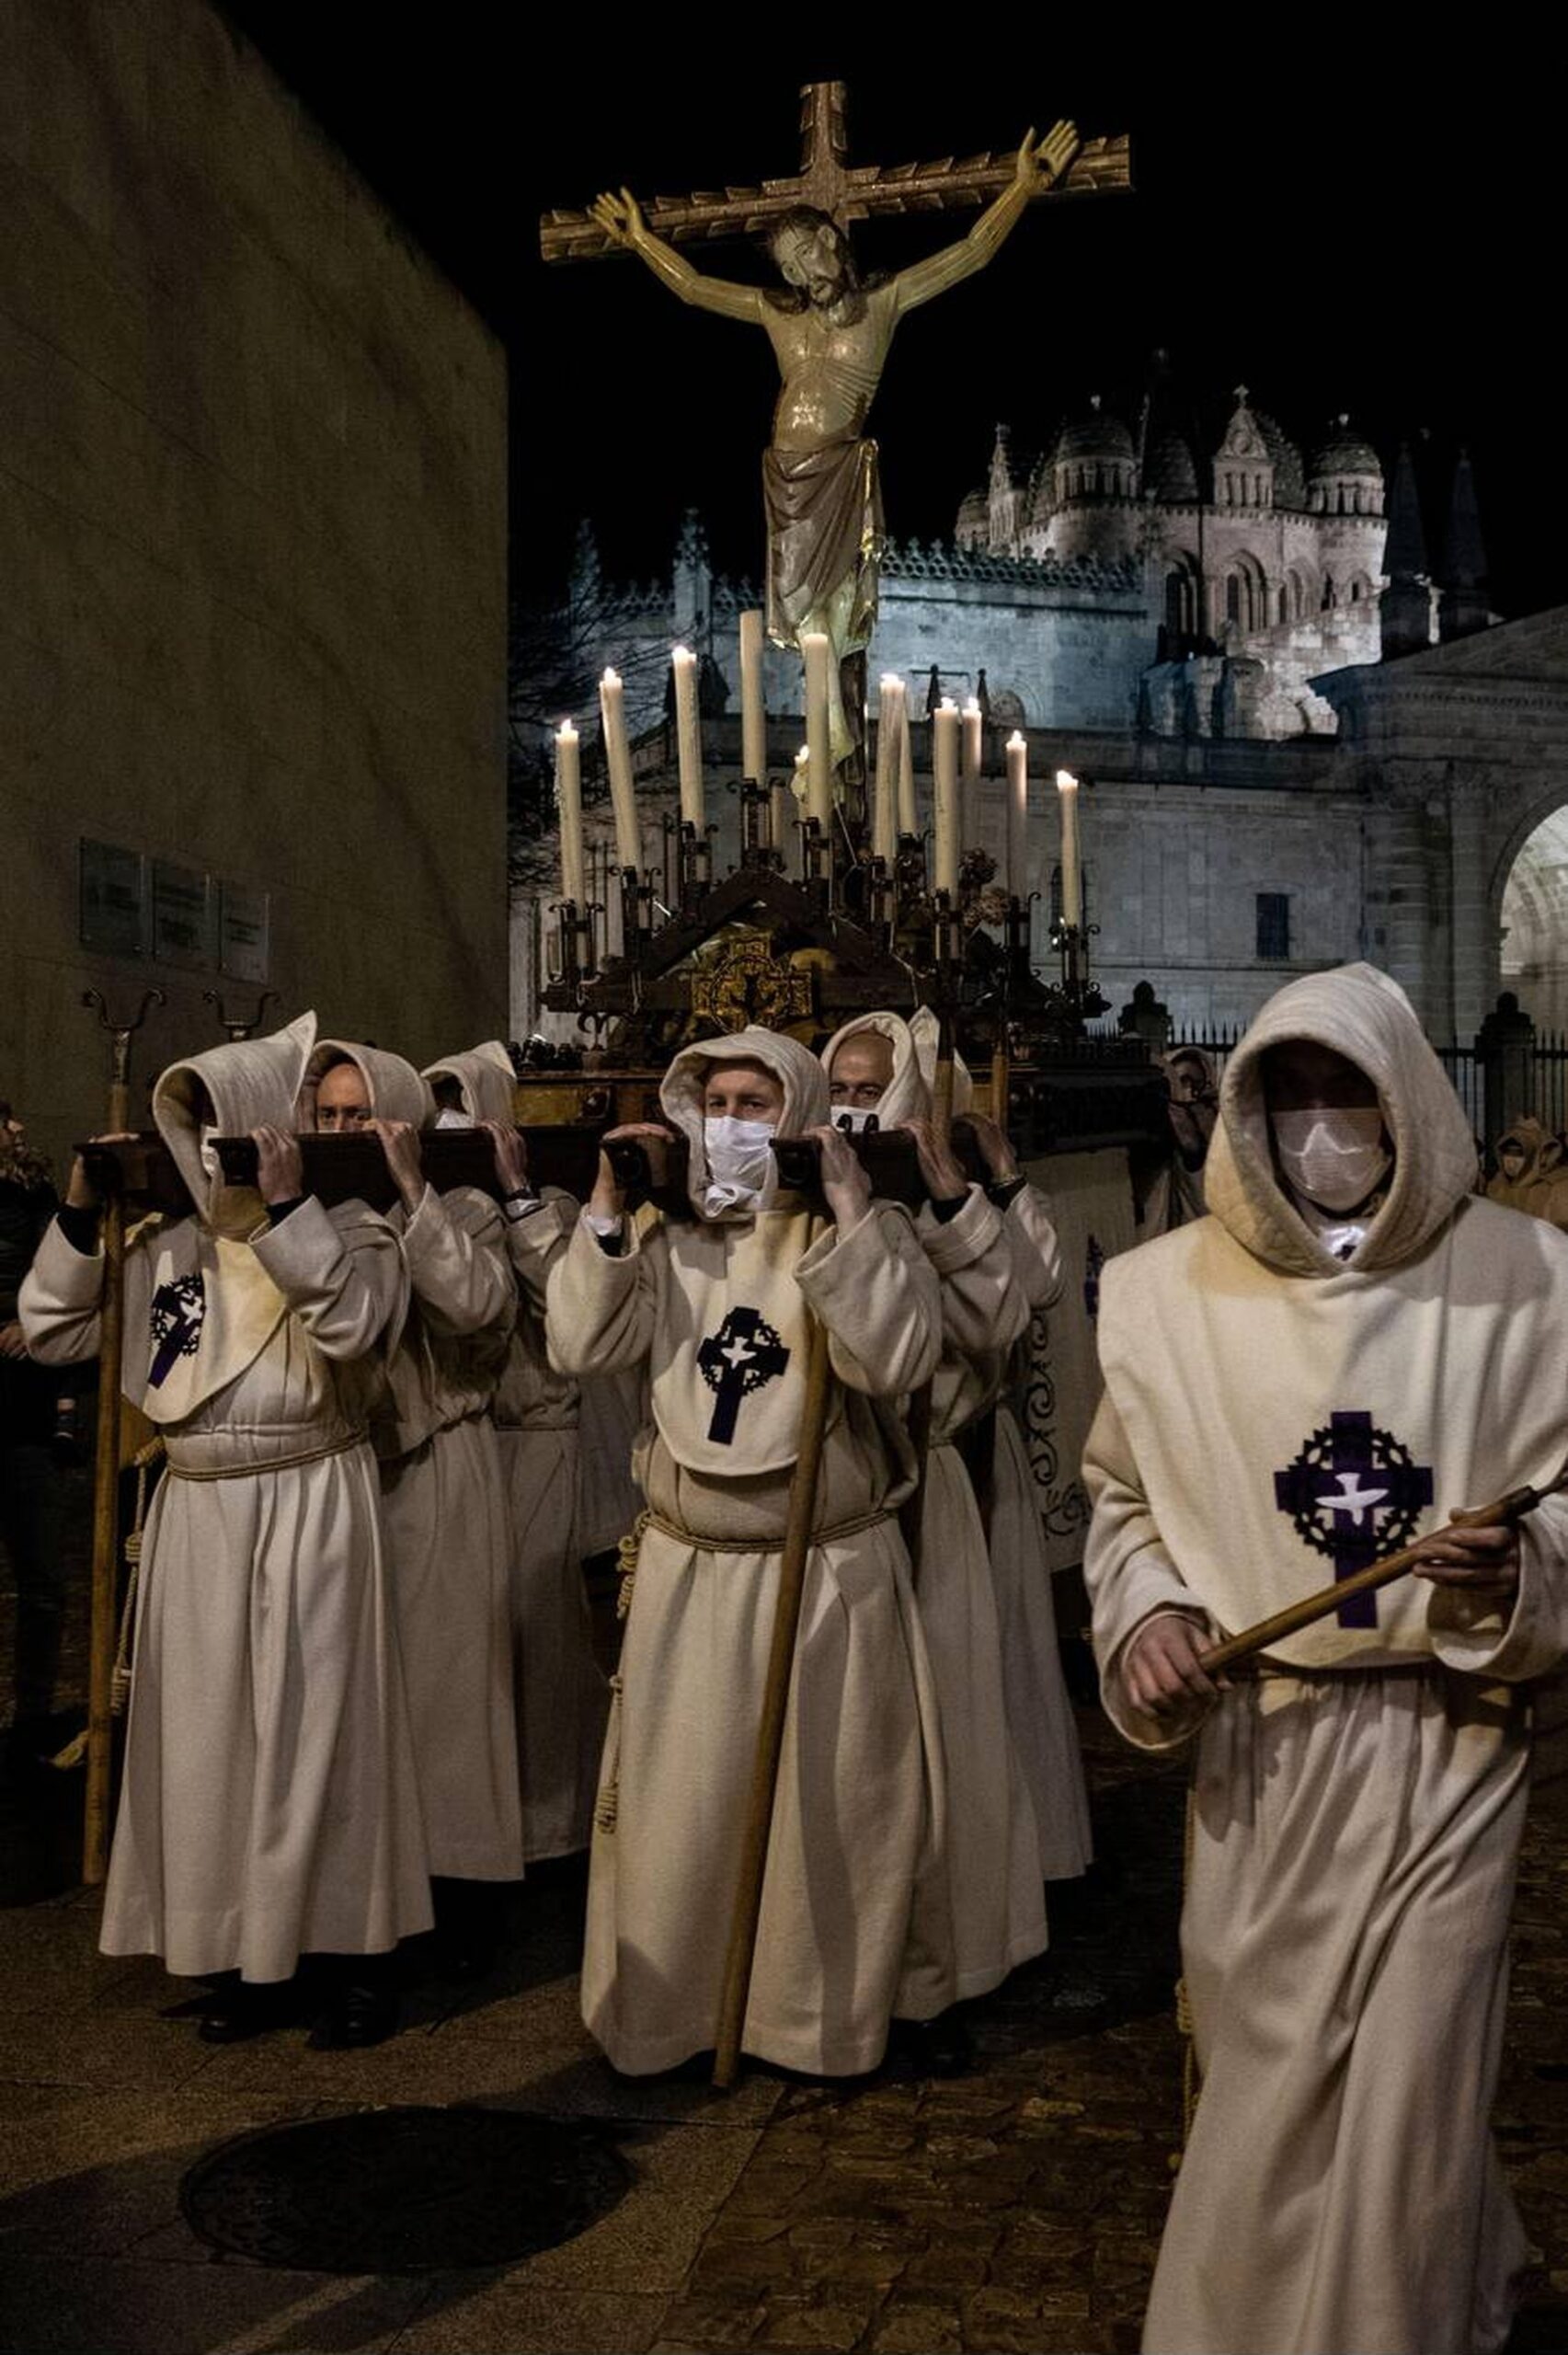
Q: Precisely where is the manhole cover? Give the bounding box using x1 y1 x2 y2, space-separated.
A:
180 2106 632 2272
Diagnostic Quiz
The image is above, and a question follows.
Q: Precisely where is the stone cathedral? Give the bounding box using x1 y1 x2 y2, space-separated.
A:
523 384 1568 1045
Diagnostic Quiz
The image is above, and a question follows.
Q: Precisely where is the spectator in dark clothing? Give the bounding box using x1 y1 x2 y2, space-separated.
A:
1 1099 78 1773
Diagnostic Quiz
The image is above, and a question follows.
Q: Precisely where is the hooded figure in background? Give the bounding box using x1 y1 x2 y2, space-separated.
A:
546 1025 955 2076
1486 1114 1568 1230
305 1039 521 1967
421 1041 614 1864
1083 962 1568 2355
822 1010 1088 1993
20 1014 429 2046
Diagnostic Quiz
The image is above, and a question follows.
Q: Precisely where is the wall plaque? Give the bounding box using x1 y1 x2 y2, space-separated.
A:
79 840 146 957
151 861 213 969
219 880 270 982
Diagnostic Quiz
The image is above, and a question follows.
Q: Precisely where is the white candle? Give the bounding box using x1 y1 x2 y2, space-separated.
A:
874 675 903 865
1006 732 1029 900
739 609 766 785
802 630 832 830
599 668 641 874
555 720 585 909
933 699 961 897
1056 768 1082 928
961 695 983 792
671 645 704 831
897 695 917 838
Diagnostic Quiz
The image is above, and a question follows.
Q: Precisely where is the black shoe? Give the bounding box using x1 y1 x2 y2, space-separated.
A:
307 1980 399 2051
198 1980 300 2043
891 2011 974 2078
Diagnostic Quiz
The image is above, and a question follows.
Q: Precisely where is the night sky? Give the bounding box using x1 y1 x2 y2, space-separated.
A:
222 11 1561 624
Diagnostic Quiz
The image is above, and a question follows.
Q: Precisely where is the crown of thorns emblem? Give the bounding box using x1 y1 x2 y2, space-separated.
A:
148 1273 206 1386
1275 1416 1431 1563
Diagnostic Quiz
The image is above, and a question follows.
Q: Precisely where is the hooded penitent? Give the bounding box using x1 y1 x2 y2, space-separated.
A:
1087 959 1568 1675
660 1025 828 1219
421 1042 517 1127
1201 961 1474 1277
304 1039 432 1131
155 1011 318 1224
129 1012 323 1425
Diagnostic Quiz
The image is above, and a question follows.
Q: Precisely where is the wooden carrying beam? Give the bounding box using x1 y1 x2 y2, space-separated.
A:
78 1124 999 1220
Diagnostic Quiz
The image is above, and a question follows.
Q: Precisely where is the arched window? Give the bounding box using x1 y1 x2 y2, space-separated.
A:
1224 554 1269 635
1349 571 1374 604
1164 557 1200 642
1322 574 1338 610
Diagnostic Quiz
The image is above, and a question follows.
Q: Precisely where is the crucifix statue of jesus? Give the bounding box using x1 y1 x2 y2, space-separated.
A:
543 86 1127 803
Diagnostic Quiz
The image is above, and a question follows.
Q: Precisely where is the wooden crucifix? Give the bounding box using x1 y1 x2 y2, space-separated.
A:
539 83 1130 820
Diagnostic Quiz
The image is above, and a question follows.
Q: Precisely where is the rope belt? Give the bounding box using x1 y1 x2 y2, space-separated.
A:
166 1430 367 1483
641 1501 894 1555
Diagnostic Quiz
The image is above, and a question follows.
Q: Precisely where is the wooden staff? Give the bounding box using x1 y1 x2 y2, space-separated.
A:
1199 1458 1568 1676
713 1312 833 2090
79 988 163 1884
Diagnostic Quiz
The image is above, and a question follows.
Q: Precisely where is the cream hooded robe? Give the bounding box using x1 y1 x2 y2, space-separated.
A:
308 1040 522 1884
20 1014 432 1981
1083 961 1568 2355
421 1041 612 1863
546 1026 955 2075
821 1010 1059 1985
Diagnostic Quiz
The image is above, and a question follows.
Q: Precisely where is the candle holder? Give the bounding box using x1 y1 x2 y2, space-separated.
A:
737 776 776 868
549 899 597 990
931 889 963 973
1048 918 1108 1023
617 866 648 965
678 819 715 911
799 815 832 903
866 855 897 938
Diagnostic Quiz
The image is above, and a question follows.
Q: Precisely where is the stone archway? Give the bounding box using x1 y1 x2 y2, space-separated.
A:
1501 803 1568 1034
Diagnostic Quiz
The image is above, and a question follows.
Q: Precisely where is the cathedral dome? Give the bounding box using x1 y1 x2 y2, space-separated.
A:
1057 396 1136 465
1309 416 1381 481
1143 430 1198 503
1307 415 1384 516
956 486 989 549
1054 397 1137 500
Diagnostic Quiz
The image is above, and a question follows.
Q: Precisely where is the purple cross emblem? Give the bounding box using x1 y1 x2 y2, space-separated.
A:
1274 1411 1434 1627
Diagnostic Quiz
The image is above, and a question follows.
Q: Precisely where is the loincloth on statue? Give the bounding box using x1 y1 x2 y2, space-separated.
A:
762 437 884 652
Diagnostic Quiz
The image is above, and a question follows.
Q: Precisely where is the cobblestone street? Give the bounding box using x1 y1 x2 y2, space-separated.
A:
1 1699 1565 2355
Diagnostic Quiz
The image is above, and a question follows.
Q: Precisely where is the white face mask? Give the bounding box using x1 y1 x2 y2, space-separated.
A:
703 1115 777 1213
1273 1107 1391 1213
832 1108 881 1134
433 1108 471 1130
198 1122 223 1182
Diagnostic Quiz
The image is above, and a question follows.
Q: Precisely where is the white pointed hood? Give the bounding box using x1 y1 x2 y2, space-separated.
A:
421 1041 517 1125
304 1038 432 1130
154 1012 317 1221
660 1027 829 1219
1203 962 1476 1276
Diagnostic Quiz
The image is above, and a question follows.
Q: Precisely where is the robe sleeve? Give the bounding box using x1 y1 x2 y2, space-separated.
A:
545 1209 658 1378
1426 1499 1568 1683
17 1216 107 1365
504 1191 577 1315
919 1186 1033 1361
1082 1384 1216 1752
795 1202 941 1398
250 1195 403 1361
399 1183 513 1341
1005 1183 1065 1312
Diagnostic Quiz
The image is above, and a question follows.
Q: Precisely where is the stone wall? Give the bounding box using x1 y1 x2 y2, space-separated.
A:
0 0 508 1167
